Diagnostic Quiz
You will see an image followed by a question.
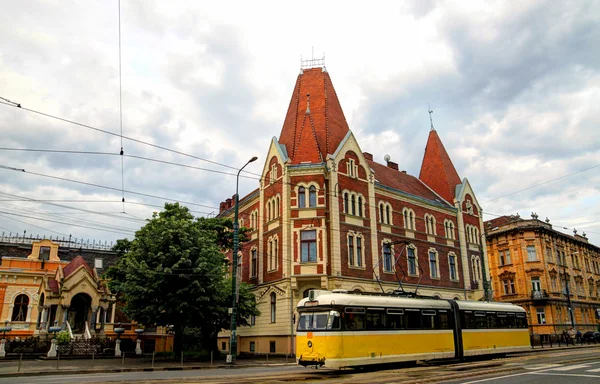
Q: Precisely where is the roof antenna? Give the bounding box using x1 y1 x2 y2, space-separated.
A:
428 103 434 131
306 93 310 114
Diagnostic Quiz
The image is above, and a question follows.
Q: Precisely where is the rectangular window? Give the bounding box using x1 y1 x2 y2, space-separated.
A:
531 277 541 292
94 258 103 269
40 246 51 261
527 245 537 262
408 247 417 275
250 341 255 352
348 235 354 266
429 251 438 278
505 250 511 264
449 254 457 280
251 249 257 278
251 315 256 326
546 247 553 263
536 308 546 324
383 244 392 272
356 237 362 267
301 230 317 262
551 276 557 292
269 341 276 353
499 251 505 266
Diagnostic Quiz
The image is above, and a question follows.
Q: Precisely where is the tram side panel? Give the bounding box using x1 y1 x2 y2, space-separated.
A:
459 310 530 356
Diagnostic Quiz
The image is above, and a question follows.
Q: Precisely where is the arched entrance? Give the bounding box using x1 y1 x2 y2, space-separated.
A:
68 293 92 334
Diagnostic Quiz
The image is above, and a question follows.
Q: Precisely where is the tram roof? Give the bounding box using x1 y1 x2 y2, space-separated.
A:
455 300 526 313
297 292 451 310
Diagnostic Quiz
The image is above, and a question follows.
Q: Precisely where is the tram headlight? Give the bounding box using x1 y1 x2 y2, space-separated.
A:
308 341 312 348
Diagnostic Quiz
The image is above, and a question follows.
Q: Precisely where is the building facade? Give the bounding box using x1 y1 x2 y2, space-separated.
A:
218 63 489 356
0 239 173 352
485 214 600 335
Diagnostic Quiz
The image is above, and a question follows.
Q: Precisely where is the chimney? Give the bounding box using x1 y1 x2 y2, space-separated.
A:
401 170 407 174
386 161 399 171
219 202 226 214
363 152 373 161
225 198 232 210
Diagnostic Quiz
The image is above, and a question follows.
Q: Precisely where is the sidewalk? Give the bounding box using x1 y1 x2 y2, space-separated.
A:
0 354 296 378
0 343 598 378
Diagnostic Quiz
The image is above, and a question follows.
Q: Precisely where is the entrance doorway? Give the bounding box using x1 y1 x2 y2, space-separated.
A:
69 293 92 334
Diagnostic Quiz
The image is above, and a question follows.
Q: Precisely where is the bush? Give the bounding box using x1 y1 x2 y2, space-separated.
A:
56 331 70 345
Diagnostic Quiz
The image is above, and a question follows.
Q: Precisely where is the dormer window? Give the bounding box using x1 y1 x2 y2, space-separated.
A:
347 159 357 178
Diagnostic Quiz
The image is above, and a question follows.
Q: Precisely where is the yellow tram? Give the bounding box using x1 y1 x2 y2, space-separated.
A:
296 290 530 369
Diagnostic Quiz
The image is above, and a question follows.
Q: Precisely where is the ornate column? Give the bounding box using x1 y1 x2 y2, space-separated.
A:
100 307 106 331
61 305 69 328
90 307 98 334
110 303 116 324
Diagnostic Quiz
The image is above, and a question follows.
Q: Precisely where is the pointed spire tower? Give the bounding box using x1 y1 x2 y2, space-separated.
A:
278 64 350 164
419 121 462 203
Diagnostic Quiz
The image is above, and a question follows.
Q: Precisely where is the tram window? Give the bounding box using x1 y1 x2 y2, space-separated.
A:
366 310 385 330
345 312 365 330
406 309 421 329
497 313 509 328
422 312 435 329
474 311 486 329
486 313 497 329
297 311 339 331
387 312 406 329
438 311 450 329
345 307 365 314
507 314 516 328
515 313 527 328
461 311 474 329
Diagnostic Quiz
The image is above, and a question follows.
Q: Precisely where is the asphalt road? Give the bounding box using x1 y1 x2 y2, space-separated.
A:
451 361 600 384
0 365 309 384
1 347 599 383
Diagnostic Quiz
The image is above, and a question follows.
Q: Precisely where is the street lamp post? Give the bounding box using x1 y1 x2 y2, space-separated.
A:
228 156 258 364
562 263 575 328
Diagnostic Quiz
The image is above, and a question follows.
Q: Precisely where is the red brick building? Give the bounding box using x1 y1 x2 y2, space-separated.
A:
218 63 488 356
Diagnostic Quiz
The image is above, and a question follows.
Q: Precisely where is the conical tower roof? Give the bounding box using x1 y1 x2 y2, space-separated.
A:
419 129 461 203
278 67 350 163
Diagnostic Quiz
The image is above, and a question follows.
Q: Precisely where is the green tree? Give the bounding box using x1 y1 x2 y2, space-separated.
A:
107 203 259 356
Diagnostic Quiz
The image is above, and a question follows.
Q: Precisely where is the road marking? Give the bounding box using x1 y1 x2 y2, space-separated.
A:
548 364 591 371
586 367 600 372
461 372 531 384
32 375 116 382
525 364 562 370
530 372 600 378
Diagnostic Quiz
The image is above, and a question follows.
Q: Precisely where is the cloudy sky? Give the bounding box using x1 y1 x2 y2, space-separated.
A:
0 0 599 247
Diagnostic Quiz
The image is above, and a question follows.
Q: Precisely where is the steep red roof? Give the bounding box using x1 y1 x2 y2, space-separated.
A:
48 278 59 293
367 159 450 206
419 129 462 203
63 255 94 278
278 67 350 163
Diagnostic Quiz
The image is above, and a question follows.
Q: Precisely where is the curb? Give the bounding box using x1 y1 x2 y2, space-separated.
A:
0 362 298 378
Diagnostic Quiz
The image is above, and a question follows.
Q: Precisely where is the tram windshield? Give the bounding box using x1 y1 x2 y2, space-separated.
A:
297 310 340 331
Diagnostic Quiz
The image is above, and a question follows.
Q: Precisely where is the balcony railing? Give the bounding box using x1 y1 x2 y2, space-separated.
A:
531 289 550 300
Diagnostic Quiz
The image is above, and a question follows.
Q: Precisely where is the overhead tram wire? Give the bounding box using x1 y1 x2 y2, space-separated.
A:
0 198 212 216
0 213 69 236
0 148 258 180
0 164 219 210
118 0 125 213
0 100 262 178
0 200 141 233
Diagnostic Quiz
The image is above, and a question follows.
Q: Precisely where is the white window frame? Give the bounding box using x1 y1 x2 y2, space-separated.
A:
428 248 439 279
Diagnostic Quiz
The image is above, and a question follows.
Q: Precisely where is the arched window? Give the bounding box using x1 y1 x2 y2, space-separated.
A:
383 243 392 272
403 210 409 228
309 186 317 207
379 204 384 223
386 205 391 224
343 192 349 213
12 294 29 322
270 292 277 323
351 195 356 215
267 202 271 221
358 196 363 217
276 196 280 217
272 200 276 219
298 187 306 208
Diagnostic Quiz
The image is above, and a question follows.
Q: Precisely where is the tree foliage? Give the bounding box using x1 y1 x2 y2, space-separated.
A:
106 203 259 354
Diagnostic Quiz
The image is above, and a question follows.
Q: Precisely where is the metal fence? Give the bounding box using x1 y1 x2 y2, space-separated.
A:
0 233 115 251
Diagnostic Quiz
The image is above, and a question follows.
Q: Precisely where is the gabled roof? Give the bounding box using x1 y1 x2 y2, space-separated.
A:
62 255 94 279
419 129 461 203
367 159 452 207
278 67 350 164
48 278 59 293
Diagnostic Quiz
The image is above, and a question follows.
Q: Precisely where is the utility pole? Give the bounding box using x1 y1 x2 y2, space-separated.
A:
227 156 257 364
562 263 575 328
